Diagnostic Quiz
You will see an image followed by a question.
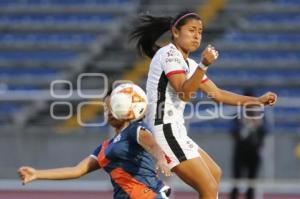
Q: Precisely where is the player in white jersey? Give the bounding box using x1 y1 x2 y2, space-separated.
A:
130 10 277 199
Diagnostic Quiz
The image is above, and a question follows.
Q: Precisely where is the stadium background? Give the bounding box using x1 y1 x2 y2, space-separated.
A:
0 0 299 198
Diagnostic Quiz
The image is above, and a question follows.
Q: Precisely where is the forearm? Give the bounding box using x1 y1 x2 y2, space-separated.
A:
144 142 166 162
36 167 82 180
215 89 262 106
181 68 205 101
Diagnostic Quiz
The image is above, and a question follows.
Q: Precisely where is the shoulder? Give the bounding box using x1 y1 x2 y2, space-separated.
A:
156 43 182 58
90 140 109 159
121 121 150 144
128 121 151 133
129 120 149 129
122 122 141 137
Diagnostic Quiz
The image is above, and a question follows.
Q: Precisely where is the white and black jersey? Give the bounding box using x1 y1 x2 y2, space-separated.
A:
144 43 208 127
144 43 209 169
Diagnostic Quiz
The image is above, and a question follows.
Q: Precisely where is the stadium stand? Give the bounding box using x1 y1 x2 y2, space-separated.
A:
1 0 300 198
188 0 300 134
0 0 138 125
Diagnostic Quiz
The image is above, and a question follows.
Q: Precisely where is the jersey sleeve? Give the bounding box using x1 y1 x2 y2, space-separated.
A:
128 122 152 145
161 48 186 78
89 144 102 160
200 74 209 84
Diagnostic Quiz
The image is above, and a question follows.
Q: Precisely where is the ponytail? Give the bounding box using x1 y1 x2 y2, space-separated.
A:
130 10 201 59
129 15 172 58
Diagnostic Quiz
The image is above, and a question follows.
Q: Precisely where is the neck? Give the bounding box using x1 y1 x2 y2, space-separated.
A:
114 122 130 135
173 42 189 59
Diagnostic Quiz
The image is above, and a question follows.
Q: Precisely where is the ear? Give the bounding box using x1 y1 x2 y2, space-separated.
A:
171 26 179 39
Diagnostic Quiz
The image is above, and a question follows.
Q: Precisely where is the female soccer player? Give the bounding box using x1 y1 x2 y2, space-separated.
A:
130 10 277 199
18 94 172 199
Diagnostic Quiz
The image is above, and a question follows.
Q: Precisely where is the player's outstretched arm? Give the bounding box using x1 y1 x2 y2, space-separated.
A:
138 129 172 177
18 156 100 185
199 79 277 106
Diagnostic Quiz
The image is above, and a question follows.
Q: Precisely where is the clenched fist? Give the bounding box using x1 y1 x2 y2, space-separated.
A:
258 92 277 106
201 44 219 66
18 166 37 185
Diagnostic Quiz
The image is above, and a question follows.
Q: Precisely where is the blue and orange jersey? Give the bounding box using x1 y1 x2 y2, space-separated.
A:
90 121 167 199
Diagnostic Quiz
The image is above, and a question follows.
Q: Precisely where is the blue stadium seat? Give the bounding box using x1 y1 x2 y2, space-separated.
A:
0 103 22 114
197 87 300 98
0 0 137 127
0 68 58 76
191 51 299 62
0 51 76 61
255 88 300 97
274 107 300 115
207 69 300 79
223 32 300 43
0 0 131 6
218 51 299 60
247 14 300 24
0 14 115 23
273 123 300 133
0 33 98 43
272 0 300 5
7 85 41 91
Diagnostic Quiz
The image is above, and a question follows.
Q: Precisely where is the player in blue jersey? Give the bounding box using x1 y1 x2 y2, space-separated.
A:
18 94 172 199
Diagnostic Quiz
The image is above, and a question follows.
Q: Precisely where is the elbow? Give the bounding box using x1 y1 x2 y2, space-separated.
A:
177 91 193 102
73 166 86 178
179 95 190 102
75 171 84 178
176 83 196 102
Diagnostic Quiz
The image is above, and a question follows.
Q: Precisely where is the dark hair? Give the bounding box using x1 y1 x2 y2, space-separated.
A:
104 78 115 99
129 10 201 58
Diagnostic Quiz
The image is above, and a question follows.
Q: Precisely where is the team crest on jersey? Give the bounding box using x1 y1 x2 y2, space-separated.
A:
167 49 180 57
144 188 151 193
166 51 174 57
113 134 121 143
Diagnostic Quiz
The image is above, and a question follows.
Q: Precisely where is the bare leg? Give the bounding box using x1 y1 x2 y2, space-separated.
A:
172 157 218 199
198 148 222 185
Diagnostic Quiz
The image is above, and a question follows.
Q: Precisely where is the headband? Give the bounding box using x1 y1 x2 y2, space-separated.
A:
173 13 199 27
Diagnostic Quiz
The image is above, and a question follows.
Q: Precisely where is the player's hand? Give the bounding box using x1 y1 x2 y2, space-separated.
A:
156 159 172 177
258 92 277 106
18 166 37 185
201 44 219 66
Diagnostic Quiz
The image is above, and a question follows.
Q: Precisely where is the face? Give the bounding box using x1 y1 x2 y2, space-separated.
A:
172 18 203 53
104 96 125 129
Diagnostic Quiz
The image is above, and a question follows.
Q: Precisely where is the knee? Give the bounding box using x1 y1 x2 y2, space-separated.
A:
211 163 222 184
215 164 222 183
194 181 218 198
